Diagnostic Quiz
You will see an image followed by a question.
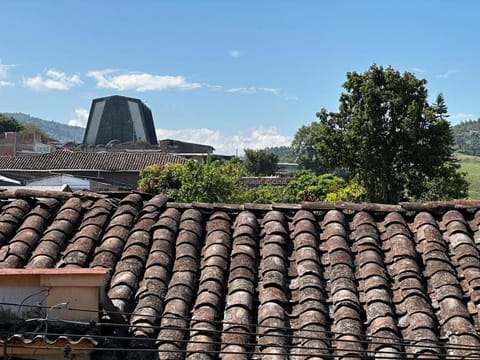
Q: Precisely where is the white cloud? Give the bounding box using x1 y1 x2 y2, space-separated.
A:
449 112 477 124
0 65 9 80
68 107 89 128
84 69 116 88
225 86 296 100
226 87 281 95
412 67 425 73
260 87 280 95
228 50 241 57
0 80 13 87
156 126 291 155
0 60 14 88
87 69 292 99
23 69 82 90
227 87 257 94
87 69 201 92
437 69 458 79
0 65 8 79
201 83 223 91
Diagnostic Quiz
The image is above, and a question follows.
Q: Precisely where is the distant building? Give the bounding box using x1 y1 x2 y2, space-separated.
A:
25 174 101 191
159 139 215 154
83 95 158 146
0 150 186 189
276 162 299 176
0 132 55 156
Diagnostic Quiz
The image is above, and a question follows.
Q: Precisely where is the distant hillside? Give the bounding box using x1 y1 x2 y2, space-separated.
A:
264 145 296 162
453 118 480 155
2 112 85 143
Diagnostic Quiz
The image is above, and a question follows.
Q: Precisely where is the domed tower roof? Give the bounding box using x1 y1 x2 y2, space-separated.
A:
82 95 158 145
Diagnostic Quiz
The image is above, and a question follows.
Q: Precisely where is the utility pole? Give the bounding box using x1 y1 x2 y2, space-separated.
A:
13 131 16 157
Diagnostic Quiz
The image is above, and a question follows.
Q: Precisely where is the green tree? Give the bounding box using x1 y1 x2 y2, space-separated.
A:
291 122 328 173
138 163 183 195
138 159 246 203
422 162 468 200
294 64 468 203
285 171 346 201
0 114 24 133
325 181 367 202
242 185 289 204
243 148 279 176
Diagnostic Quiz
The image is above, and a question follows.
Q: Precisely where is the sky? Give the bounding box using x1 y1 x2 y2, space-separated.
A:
0 0 479 154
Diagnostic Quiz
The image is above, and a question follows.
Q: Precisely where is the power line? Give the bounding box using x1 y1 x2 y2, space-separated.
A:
2 318 479 356
0 299 461 348
5 340 480 359
3 301 480 356
9 326 474 355
0 300 441 344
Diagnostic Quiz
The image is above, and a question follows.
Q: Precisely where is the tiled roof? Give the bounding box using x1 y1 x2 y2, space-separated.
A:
239 176 292 187
2 193 480 358
0 150 186 171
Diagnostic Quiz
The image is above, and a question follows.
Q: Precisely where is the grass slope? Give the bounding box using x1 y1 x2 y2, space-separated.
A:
457 153 480 199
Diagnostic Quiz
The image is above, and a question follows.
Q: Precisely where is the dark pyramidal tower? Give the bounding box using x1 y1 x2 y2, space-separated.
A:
82 95 158 145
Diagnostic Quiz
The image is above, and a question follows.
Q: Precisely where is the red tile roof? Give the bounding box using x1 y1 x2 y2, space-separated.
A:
0 193 480 358
0 150 186 171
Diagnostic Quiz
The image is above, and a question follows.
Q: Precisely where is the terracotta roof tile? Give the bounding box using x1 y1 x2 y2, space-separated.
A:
3 194 480 358
0 150 186 171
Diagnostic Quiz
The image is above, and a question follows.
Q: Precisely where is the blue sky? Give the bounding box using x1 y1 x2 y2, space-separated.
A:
0 0 478 154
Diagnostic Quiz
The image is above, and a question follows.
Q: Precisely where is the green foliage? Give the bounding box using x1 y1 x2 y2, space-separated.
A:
286 172 345 201
422 161 469 200
291 123 329 173
243 148 279 176
138 163 183 195
138 159 246 203
242 172 352 203
0 114 24 133
294 64 467 203
243 171 365 204
242 185 289 203
325 180 367 202
138 158 366 204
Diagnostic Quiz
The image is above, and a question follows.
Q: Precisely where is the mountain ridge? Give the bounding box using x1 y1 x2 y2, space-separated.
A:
1 112 85 143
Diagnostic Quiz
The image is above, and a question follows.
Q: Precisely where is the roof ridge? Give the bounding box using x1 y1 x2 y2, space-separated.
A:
142 199 480 213
0 189 478 213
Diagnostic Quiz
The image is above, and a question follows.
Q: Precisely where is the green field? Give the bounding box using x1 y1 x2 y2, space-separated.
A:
457 153 480 199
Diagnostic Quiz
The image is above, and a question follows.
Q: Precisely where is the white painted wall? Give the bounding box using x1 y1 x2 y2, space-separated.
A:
0 285 47 319
26 175 90 190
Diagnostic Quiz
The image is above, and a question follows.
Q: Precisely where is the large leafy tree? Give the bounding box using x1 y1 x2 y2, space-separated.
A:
293 64 468 203
243 148 279 176
0 114 24 133
291 122 328 173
